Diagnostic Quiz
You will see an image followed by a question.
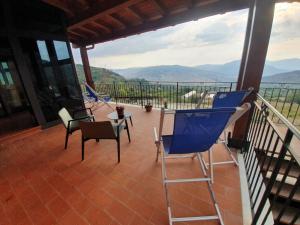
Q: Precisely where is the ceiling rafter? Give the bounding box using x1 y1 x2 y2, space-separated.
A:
76 0 246 46
127 6 145 23
151 0 168 15
43 0 75 17
68 30 88 39
91 21 112 33
109 14 128 29
68 0 143 29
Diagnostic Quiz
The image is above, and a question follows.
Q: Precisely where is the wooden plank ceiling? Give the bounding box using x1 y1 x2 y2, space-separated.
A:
43 0 251 46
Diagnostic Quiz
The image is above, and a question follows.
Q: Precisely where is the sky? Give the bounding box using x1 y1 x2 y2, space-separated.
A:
72 2 300 69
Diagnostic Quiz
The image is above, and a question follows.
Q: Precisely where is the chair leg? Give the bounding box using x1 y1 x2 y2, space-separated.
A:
129 116 133 126
81 136 85 161
117 139 120 163
125 119 131 142
209 149 214 183
156 145 160 162
96 139 99 142
64 130 69 149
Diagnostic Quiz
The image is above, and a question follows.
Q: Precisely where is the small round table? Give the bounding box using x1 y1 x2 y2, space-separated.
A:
107 111 133 126
107 111 133 142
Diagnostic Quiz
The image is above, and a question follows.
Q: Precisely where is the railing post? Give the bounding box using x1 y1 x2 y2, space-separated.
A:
251 128 293 225
113 81 118 104
139 82 143 108
176 82 179 109
229 82 233 92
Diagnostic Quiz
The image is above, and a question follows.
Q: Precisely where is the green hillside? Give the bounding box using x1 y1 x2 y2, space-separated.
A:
75 64 125 83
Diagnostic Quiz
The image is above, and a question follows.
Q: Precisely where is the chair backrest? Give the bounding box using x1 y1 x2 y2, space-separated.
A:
212 90 249 108
225 102 251 129
168 108 236 154
85 82 98 102
195 90 208 109
79 121 116 139
58 108 73 128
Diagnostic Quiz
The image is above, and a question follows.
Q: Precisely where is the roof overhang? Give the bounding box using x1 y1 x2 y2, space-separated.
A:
43 0 299 46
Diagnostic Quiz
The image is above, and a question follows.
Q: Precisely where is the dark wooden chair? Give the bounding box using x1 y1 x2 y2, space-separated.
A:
79 119 130 162
58 107 94 149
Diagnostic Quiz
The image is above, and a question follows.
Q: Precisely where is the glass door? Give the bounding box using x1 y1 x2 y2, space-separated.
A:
0 58 37 136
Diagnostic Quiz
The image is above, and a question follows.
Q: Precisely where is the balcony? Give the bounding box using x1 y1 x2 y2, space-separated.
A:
1 84 300 225
0 104 243 225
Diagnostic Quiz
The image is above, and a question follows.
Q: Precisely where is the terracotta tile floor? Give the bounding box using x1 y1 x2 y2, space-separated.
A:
0 105 243 225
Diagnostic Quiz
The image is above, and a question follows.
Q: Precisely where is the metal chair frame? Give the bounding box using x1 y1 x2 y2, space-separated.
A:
58 107 94 149
84 82 114 111
195 90 252 169
154 108 233 225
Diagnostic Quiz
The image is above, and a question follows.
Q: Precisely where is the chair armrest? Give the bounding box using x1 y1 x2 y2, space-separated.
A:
67 115 94 130
153 127 160 145
68 115 93 123
72 107 93 118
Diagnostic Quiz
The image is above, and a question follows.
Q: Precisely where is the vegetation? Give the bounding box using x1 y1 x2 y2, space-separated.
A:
75 64 125 83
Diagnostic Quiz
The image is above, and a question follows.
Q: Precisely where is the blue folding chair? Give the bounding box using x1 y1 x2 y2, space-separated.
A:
154 108 236 225
84 82 114 111
204 90 252 168
212 90 249 108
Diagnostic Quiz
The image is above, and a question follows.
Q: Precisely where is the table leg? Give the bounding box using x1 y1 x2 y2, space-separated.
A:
129 116 133 126
125 119 131 142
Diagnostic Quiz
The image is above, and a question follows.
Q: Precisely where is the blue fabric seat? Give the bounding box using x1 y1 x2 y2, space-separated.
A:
156 108 235 225
212 90 248 108
162 108 236 155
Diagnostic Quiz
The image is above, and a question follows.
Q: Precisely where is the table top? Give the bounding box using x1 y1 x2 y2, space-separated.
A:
107 111 132 120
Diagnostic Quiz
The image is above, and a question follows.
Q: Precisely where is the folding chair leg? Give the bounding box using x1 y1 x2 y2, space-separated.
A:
117 139 120 163
162 151 224 225
105 102 114 111
64 131 69 149
224 144 239 166
196 153 224 225
156 144 160 162
81 137 85 161
209 149 214 183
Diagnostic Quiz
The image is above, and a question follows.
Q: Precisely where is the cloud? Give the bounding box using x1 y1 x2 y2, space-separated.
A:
266 2 300 60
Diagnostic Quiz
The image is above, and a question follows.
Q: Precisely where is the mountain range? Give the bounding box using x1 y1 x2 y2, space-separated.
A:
75 58 300 84
113 58 300 83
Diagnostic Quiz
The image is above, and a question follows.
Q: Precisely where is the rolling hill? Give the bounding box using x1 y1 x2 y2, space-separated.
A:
76 58 300 83
262 70 300 83
114 65 230 82
114 58 300 82
75 64 125 83
195 60 288 77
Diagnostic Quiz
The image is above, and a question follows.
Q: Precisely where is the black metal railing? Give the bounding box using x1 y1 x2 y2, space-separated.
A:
91 81 300 128
244 94 300 225
94 81 234 109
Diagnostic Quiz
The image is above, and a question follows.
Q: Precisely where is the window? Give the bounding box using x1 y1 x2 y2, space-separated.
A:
54 41 70 60
37 40 50 63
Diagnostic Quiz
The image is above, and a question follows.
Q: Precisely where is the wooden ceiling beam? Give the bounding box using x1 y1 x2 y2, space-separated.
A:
68 30 88 39
151 0 168 15
127 6 145 23
92 21 112 33
109 14 128 29
69 28 99 42
69 0 142 29
42 0 74 16
77 0 247 46
79 26 99 36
